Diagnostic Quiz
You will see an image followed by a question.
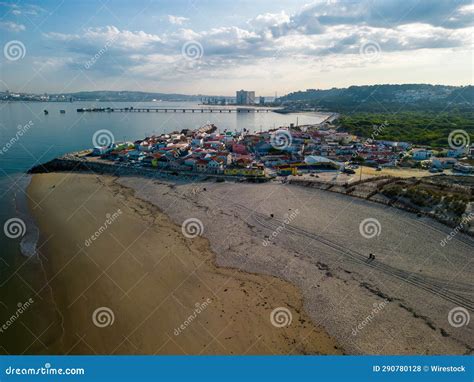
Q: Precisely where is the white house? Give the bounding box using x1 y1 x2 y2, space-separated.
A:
138 141 152 152
207 159 224 173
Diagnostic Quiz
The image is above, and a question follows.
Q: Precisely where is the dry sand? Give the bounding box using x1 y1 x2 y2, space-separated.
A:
24 172 341 355
117 175 473 355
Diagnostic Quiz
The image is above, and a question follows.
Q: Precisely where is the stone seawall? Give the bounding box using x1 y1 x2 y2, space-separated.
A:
29 158 153 178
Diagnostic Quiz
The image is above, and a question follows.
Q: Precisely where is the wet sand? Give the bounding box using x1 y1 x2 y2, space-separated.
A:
23 172 341 355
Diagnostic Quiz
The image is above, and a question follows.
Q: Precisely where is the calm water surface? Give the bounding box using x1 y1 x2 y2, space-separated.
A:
0 101 329 272
0 101 329 352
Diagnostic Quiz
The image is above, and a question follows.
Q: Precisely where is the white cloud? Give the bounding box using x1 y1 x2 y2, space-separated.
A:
43 31 79 42
0 21 26 32
168 15 189 25
42 18 473 81
45 26 162 51
458 4 474 14
32 1 473 92
0 2 45 16
249 11 290 28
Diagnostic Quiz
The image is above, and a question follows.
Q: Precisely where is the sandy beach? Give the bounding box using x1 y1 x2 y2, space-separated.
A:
23 172 341 355
14 170 473 355
117 174 473 355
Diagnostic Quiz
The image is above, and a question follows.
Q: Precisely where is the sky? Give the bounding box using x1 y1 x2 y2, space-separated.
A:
0 0 473 96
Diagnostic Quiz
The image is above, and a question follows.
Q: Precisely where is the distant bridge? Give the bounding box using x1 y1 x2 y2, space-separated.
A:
77 107 277 113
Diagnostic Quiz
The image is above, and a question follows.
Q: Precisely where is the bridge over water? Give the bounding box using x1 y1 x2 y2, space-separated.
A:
77 107 278 113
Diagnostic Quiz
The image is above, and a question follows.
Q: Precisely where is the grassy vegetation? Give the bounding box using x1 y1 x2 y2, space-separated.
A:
281 84 473 113
338 111 474 147
382 183 470 218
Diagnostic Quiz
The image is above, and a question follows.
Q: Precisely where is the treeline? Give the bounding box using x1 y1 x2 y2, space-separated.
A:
280 84 473 113
56 91 203 102
338 111 474 147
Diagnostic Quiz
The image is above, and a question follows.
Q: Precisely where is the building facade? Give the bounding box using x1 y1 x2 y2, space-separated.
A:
236 90 255 105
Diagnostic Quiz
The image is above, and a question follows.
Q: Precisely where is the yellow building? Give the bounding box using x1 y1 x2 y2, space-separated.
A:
277 167 298 176
224 167 265 177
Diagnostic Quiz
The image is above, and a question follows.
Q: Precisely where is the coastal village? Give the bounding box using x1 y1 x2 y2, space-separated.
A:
88 121 474 178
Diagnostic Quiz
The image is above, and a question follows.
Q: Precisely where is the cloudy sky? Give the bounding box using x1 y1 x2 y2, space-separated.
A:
0 0 473 96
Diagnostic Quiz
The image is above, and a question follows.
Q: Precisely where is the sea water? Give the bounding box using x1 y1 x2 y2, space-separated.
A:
0 101 329 348
0 100 329 258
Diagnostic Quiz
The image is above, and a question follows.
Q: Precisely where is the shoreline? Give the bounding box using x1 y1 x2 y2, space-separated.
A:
14 174 40 258
28 156 474 236
20 172 342 355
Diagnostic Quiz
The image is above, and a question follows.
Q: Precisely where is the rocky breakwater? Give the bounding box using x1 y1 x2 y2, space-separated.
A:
27 155 166 179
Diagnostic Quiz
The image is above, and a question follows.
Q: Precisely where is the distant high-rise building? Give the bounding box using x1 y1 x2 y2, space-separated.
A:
236 90 255 105
259 96 265 105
